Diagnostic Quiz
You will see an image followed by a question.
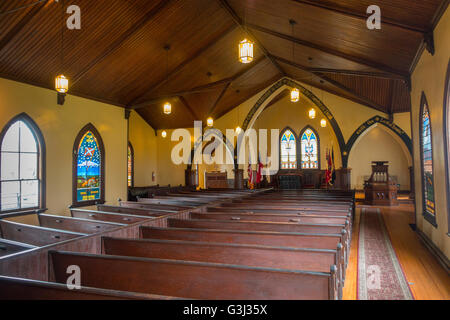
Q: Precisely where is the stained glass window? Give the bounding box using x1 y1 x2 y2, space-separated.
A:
301 128 319 169
127 143 133 187
421 102 435 218
76 131 102 202
1 118 41 211
280 129 297 169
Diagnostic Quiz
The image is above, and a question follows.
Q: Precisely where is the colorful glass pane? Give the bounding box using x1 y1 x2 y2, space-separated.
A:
421 105 435 216
301 128 318 169
127 145 132 187
76 131 101 202
280 130 297 169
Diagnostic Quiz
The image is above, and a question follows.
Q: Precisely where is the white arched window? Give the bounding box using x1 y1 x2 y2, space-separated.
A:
1 115 44 212
280 129 297 169
300 127 319 169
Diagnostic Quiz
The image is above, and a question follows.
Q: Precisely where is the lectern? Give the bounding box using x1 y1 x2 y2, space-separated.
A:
364 161 398 206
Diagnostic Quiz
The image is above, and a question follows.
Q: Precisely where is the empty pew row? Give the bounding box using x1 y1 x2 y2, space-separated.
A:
0 238 36 257
49 250 339 300
102 237 344 298
0 275 181 300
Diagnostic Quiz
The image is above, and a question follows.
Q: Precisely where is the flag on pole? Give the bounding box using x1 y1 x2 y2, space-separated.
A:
247 159 254 189
325 148 332 186
256 154 264 184
331 147 336 185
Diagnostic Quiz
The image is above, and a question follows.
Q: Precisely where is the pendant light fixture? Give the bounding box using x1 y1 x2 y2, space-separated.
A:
308 108 316 119
163 45 171 115
320 119 327 128
207 117 214 127
55 0 68 105
161 130 167 138
289 19 299 103
239 4 254 64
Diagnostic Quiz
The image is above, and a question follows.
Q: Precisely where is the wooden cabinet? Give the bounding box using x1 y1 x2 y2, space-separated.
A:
205 172 229 189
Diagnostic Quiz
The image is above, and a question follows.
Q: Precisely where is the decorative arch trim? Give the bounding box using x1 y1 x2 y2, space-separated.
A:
241 77 346 165
71 123 105 208
443 59 450 234
419 92 437 227
343 116 413 168
0 113 46 213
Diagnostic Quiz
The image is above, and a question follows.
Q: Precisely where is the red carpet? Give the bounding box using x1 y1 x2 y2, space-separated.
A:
358 208 414 300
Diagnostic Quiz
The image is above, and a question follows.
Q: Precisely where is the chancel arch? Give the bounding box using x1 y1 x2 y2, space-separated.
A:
0 113 46 213
72 123 105 208
241 77 346 167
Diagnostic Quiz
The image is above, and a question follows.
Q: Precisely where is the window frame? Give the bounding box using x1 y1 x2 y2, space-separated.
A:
127 141 134 188
279 127 298 170
419 92 437 227
0 113 46 215
299 125 321 170
71 123 105 208
443 60 450 235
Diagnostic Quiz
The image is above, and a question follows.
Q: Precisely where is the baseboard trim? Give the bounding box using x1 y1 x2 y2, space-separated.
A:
416 228 450 274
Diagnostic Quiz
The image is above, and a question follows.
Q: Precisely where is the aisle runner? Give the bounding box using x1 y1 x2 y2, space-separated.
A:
358 208 413 300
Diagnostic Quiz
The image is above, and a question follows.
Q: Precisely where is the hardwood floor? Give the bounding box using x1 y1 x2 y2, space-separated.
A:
343 203 450 300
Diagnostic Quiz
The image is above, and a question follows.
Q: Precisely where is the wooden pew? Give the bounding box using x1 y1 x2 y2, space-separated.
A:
167 218 350 256
71 209 150 225
98 204 175 215
0 220 86 246
49 250 339 300
140 226 348 270
38 214 125 234
0 238 36 257
137 197 205 207
190 212 348 224
119 201 190 212
0 275 179 300
206 206 351 216
102 237 343 298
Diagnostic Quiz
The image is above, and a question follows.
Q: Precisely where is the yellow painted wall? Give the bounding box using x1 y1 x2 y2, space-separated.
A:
128 110 158 187
0 78 128 216
348 125 411 190
410 7 450 258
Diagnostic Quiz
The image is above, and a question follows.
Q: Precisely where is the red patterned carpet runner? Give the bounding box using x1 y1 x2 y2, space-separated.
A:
358 208 413 300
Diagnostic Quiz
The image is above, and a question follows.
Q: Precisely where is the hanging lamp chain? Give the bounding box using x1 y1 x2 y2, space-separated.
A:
60 0 64 72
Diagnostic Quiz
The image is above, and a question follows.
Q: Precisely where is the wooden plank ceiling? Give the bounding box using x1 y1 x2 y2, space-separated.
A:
0 0 447 129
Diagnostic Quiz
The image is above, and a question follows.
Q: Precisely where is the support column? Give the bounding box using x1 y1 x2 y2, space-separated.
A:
234 169 244 189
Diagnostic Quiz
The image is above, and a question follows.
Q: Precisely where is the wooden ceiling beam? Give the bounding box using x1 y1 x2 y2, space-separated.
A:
128 24 238 106
209 82 231 117
178 96 200 120
0 0 49 52
247 23 410 80
216 0 286 76
290 0 426 34
306 68 404 80
131 56 267 109
72 0 174 86
272 55 388 113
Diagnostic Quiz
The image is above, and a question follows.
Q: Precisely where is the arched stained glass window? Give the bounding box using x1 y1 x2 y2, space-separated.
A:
280 129 297 169
0 114 45 212
420 94 436 226
73 124 105 207
127 142 134 187
301 128 319 169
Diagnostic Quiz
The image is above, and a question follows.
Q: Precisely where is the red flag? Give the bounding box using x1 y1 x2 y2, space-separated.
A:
256 156 264 184
325 149 332 185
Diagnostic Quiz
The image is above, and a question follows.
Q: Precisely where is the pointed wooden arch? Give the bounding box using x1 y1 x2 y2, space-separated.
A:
71 123 105 208
241 77 346 166
344 115 412 168
299 125 321 169
419 92 437 227
0 113 46 213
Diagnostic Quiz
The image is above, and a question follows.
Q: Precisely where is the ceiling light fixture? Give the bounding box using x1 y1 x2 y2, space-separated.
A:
207 117 214 127
163 45 171 115
289 19 299 103
55 0 68 105
308 108 316 119
239 5 254 64
320 119 327 127
161 130 167 138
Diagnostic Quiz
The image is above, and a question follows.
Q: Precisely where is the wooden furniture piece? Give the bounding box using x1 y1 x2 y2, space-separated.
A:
364 161 399 206
205 171 229 189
